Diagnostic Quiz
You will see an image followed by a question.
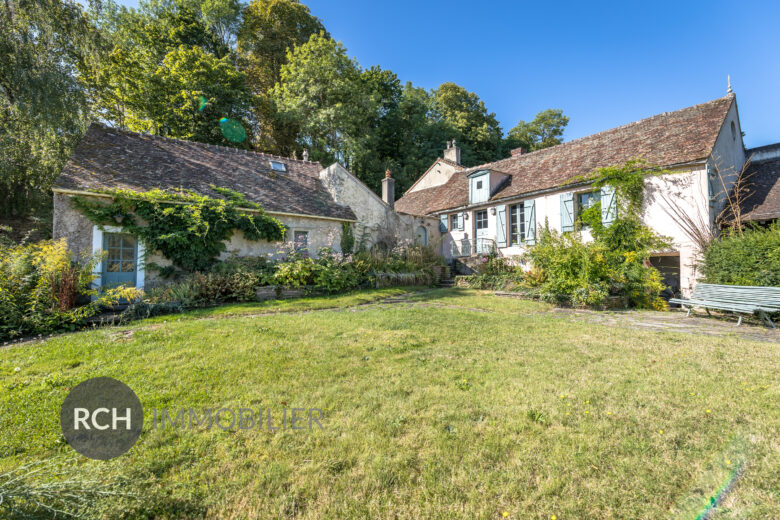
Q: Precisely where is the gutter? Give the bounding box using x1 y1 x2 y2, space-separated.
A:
51 188 358 223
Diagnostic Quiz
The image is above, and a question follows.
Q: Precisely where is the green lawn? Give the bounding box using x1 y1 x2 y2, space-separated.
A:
1 288 778 519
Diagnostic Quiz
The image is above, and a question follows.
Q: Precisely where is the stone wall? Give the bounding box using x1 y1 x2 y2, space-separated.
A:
53 191 348 289
318 163 442 249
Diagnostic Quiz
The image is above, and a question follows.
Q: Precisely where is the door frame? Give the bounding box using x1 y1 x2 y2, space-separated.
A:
91 225 146 291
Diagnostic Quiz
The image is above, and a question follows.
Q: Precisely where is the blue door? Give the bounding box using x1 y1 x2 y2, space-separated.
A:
102 233 137 288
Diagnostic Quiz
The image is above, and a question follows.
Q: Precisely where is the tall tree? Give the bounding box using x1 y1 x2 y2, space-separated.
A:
237 0 325 151
82 0 251 145
433 82 504 166
506 108 569 152
272 33 371 166
0 0 96 218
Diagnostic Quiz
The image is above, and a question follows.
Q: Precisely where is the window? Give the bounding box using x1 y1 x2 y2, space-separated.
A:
476 180 483 190
293 230 308 251
576 190 601 218
475 210 488 230
509 203 525 245
270 160 287 172
105 234 136 273
450 214 458 231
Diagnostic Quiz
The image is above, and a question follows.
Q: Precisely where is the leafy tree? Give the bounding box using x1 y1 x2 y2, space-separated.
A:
237 0 326 152
82 0 251 144
272 33 370 166
0 0 96 218
506 108 569 152
433 82 504 166
238 0 325 93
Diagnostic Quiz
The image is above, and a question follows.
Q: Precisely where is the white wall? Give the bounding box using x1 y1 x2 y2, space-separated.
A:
406 159 461 193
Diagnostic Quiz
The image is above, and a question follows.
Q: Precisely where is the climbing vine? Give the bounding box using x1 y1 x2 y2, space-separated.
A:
72 187 286 273
580 158 667 214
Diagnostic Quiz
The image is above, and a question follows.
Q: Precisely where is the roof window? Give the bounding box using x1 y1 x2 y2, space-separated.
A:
270 160 287 172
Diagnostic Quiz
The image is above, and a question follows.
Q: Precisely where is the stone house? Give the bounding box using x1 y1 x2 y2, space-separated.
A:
52 123 440 290
395 93 778 297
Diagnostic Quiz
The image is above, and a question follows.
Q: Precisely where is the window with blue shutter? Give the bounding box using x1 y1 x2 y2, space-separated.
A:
560 192 574 232
524 199 536 245
496 205 507 247
440 215 448 232
600 185 617 226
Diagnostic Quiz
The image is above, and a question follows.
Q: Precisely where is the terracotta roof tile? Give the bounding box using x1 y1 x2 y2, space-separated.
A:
54 123 357 221
741 153 780 221
396 95 735 215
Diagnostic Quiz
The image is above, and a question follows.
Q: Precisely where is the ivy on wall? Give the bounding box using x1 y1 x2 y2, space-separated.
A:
72 187 286 273
582 158 666 214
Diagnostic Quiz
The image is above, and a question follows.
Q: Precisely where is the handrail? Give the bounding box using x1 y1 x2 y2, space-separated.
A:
450 238 496 257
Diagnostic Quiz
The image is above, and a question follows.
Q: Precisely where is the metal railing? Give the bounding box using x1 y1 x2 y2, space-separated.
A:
450 238 496 258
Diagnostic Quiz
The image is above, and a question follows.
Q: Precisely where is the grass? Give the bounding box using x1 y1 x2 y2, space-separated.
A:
0 288 778 519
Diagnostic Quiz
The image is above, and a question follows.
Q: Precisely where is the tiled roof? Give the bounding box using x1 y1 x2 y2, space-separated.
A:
741 153 780 221
54 123 357 221
395 95 735 215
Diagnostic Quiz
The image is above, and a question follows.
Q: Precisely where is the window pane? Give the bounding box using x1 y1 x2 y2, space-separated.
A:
107 235 121 248
121 262 135 272
107 261 122 272
121 235 135 249
107 247 122 260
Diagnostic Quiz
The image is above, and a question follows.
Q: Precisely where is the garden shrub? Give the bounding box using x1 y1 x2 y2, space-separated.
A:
702 222 780 286
525 215 668 309
146 271 260 307
0 239 140 339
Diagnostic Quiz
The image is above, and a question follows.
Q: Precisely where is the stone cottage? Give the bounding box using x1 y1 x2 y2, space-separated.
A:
395 93 773 297
52 123 440 290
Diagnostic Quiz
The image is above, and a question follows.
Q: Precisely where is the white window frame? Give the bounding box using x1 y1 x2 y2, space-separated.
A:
92 225 146 291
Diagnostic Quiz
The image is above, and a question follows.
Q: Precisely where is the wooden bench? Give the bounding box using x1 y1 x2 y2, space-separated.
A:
669 283 780 328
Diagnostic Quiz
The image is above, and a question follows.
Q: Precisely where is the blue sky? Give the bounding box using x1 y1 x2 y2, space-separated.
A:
112 0 780 148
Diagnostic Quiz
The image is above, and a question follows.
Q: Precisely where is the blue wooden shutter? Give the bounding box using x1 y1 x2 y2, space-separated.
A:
458 212 464 231
496 205 507 247
524 199 536 245
601 185 617 226
560 192 574 232
440 215 448 232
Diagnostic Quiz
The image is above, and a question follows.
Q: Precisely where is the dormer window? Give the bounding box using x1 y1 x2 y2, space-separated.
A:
468 170 490 204
270 160 287 172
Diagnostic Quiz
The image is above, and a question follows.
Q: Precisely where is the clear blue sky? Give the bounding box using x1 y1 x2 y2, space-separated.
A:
114 0 780 148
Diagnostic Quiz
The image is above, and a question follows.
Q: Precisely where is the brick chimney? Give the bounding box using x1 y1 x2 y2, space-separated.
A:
443 139 461 165
510 146 527 157
382 169 395 209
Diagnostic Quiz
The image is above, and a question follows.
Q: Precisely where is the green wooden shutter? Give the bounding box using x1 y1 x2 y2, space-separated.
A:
440 215 448 232
496 205 507 247
560 192 574 232
458 212 464 231
524 199 536 245
601 185 617 226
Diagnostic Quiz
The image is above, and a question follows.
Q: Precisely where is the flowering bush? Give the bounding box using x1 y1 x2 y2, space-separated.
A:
0 239 140 340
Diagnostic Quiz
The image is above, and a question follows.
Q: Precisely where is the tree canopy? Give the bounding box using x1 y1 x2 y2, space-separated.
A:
1 0 570 222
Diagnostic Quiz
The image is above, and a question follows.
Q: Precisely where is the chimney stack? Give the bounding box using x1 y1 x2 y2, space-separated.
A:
510 146 527 157
443 139 461 165
382 169 395 209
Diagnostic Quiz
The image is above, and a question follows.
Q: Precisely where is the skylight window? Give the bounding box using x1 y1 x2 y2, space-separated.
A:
270 160 287 172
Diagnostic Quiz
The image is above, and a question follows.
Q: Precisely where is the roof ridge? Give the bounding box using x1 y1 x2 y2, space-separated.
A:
90 121 322 166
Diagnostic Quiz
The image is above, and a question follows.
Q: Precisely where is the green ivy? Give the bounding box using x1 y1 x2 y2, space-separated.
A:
72 187 285 273
581 158 666 214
